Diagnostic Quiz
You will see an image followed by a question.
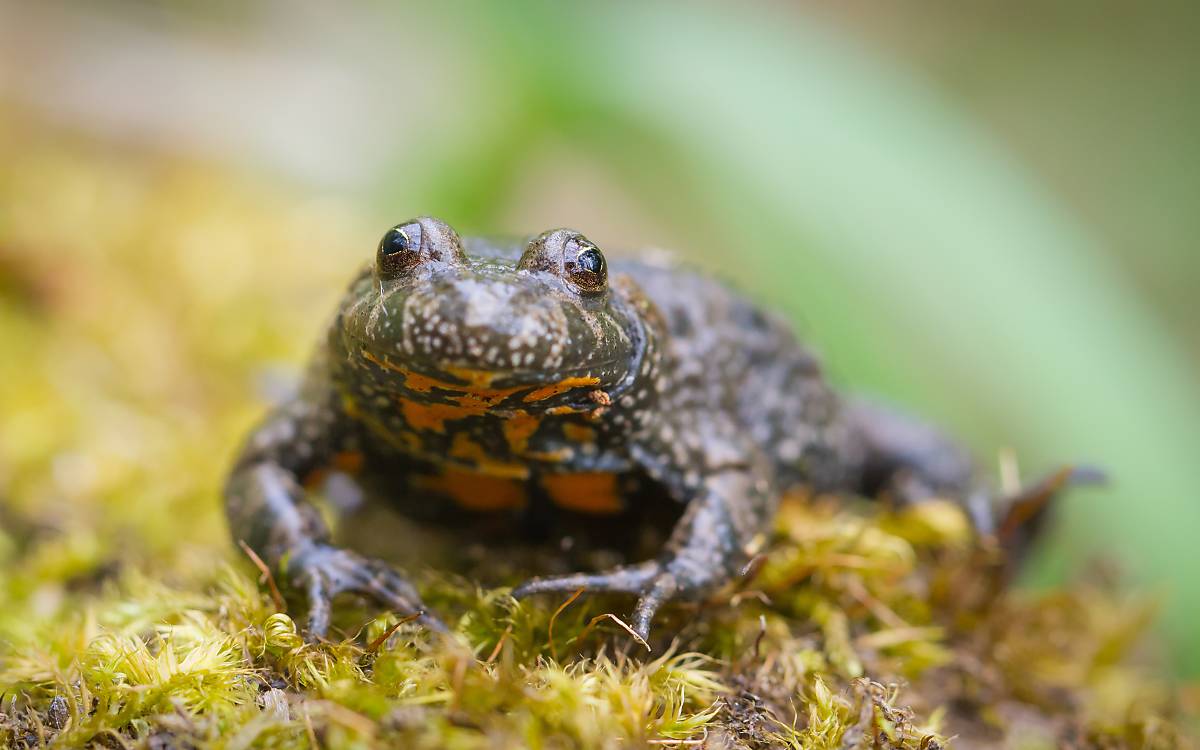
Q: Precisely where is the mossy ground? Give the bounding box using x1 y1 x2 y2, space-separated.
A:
0 117 1193 748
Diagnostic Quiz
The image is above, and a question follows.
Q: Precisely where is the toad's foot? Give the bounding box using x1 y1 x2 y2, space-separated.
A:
515 464 771 643
288 544 447 639
511 552 728 643
996 464 1107 562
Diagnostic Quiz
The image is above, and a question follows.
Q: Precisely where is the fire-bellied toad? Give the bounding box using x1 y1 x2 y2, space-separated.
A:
225 217 1091 640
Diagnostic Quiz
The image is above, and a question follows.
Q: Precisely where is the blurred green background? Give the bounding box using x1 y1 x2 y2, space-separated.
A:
1 1 1197 674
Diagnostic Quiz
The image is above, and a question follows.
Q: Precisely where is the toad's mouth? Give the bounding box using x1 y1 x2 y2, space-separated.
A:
360 349 613 405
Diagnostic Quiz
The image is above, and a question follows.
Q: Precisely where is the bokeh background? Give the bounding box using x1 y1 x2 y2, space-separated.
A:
1 0 1197 676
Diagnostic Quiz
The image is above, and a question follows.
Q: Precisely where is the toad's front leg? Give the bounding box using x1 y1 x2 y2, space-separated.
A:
513 460 776 642
225 400 444 638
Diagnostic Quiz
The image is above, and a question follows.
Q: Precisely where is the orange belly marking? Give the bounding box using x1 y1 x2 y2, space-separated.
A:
542 473 624 515
502 411 543 454
449 432 531 479
415 468 528 512
562 423 597 445
363 351 525 400
303 451 366 489
399 398 489 433
523 376 601 403
332 451 365 474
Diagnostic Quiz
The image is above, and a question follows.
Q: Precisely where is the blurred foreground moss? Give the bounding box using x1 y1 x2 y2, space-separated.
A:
0 117 1194 748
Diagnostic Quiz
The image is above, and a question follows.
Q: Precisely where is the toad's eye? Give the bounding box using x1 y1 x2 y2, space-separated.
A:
563 237 608 294
377 221 423 274
518 227 610 296
375 217 465 278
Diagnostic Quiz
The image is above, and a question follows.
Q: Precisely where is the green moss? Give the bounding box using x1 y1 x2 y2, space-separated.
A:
0 116 1193 749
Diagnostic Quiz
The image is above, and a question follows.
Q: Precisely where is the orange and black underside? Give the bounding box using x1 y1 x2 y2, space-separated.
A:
307 454 630 518
411 467 628 516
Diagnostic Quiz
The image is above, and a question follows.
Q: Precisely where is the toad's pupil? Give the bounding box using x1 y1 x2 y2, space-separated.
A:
382 224 420 256
577 247 604 275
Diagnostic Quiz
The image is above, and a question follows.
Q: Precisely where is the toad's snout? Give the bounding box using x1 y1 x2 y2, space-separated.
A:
398 278 571 373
